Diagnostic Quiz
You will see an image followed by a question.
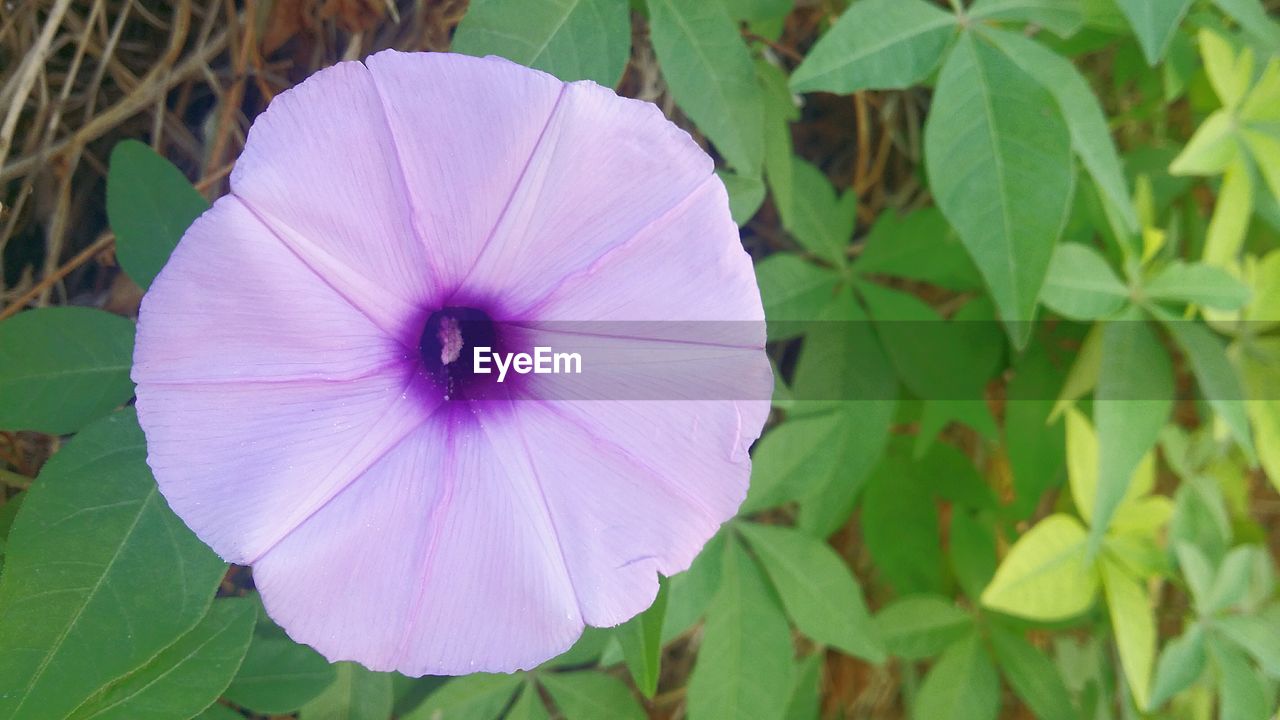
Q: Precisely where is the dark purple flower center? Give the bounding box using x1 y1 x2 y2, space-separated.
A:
417 307 506 401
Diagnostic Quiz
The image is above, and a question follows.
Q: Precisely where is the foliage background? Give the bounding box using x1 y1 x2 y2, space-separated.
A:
2 0 1280 718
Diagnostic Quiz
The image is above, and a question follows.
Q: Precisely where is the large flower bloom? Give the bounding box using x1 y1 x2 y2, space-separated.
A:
132 50 770 675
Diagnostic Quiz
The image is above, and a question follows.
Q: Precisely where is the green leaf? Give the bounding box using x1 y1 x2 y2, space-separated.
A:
989 625 1076 720
718 170 767 224
782 159 856 267
451 0 631 86
982 27 1138 233
0 410 227 720
1211 0 1280 51
855 209 982 290
1100 558 1155 710
540 672 645 720
981 514 1098 621
1149 624 1206 708
195 705 244 720
738 522 884 663
1158 317 1253 457
106 140 209 290
1040 242 1129 320
1089 314 1173 549
1208 633 1272 720
68 599 256 720
1065 407 1157 528
758 61 797 223
0 307 136 434
789 0 956 94
1169 111 1239 176
949 510 997 600
616 581 667 698
1114 0 1193 66
1217 612 1280 676
913 634 1000 720
686 538 794 720
872 596 972 661
403 674 523 720
506 685 550 720
861 455 945 595
1145 261 1251 310
923 31 1074 345
299 662 393 720
224 634 336 715
753 255 839 339
969 0 1084 37
662 532 726 643
784 653 822 720
647 0 763 174
1204 159 1254 266
723 0 793 22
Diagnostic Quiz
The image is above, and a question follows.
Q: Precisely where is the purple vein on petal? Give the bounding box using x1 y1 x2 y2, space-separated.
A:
541 401 718 521
502 322 763 350
391 411 456 668
245 380 445 566
516 173 719 317
487 391 586 623
139 359 409 387
449 83 571 299
363 61 446 296
231 195 418 346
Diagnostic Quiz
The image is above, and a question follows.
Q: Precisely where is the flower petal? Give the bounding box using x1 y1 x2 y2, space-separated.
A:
253 407 583 675
483 397 765 626
134 196 403 384
135 370 436 564
362 51 566 294
375 62 715 310
230 59 434 340
515 178 763 324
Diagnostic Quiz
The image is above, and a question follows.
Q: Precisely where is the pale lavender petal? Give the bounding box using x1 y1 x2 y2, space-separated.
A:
483 398 765 627
516 178 764 324
230 60 435 341
254 407 582 675
135 372 437 564
430 73 714 309
362 51 565 292
134 196 402 385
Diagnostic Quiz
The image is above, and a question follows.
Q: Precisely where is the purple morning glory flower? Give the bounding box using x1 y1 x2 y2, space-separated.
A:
132 50 770 675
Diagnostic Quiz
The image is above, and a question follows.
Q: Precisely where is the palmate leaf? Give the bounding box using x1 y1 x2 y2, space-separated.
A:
913 634 1000 720
981 514 1098 621
968 0 1084 38
738 522 884 663
0 307 136 435
982 26 1138 233
872 596 972 661
685 538 793 720
1113 0 1194 66
1100 558 1155 710
402 673 522 720
299 662 394 720
451 0 631 87
989 626 1076 720
539 671 645 720
1040 243 1129 320
646 0 763 175
923 31 1074 346
1089 313 1173 550
789 0 957 94
616 581 667 698
0 410 227 720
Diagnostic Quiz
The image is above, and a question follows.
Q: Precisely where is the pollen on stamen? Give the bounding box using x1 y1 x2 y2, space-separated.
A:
437 316 463 366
